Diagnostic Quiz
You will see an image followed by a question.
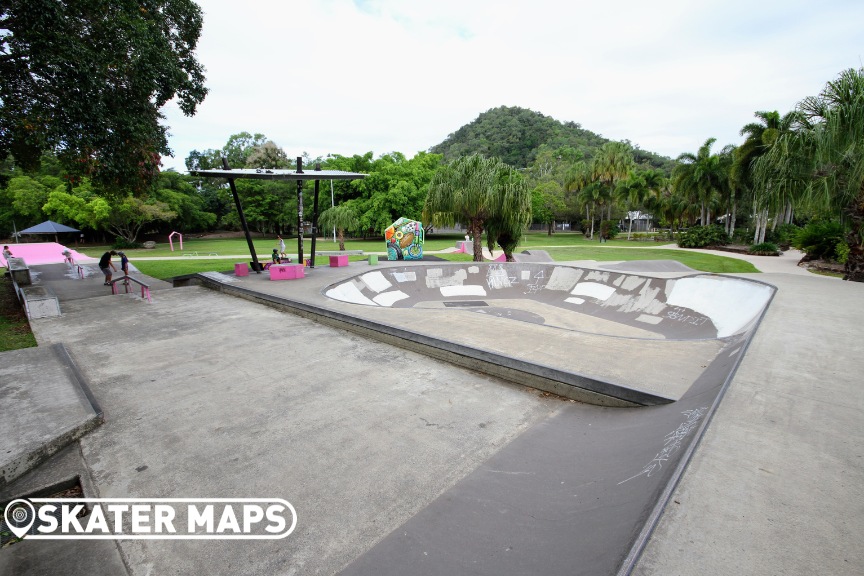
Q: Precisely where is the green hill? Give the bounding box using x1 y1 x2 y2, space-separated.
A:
430 106 674 173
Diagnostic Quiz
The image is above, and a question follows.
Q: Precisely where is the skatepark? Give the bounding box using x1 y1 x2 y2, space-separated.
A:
1 245 862 575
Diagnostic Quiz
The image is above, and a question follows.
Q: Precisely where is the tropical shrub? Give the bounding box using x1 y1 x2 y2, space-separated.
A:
836 241 850 264
749 242 779 255
677 225 729 248
766 223 800 250
793 221 846 262
599 220 620 240
112 237 143 250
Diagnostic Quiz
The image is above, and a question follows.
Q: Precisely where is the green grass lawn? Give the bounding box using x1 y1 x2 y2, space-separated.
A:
80 231 661 259
535 247 757 273
100 231 755 279
80 233 473 259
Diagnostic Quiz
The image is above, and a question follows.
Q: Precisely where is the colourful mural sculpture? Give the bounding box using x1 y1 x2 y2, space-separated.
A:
385 217 424 260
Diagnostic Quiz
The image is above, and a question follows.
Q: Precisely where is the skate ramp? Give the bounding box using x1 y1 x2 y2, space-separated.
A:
314 263 775 405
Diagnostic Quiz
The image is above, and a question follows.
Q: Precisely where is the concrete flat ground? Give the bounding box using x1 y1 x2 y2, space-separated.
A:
1 251 861 575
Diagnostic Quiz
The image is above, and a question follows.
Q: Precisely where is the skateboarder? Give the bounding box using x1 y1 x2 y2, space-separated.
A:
99 250 117 285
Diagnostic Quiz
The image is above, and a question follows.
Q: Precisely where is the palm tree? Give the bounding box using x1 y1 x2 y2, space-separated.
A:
734 110 799 243
592 141 635 222
576 182 603 239
488 168 533 261
757 68 864 280
317 204 359 251
673 138 730 227
644 178 684 236
616 169 665 239
424 154 530 261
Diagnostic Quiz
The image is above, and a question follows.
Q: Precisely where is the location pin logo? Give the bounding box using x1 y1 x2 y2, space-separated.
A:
4 499 36 539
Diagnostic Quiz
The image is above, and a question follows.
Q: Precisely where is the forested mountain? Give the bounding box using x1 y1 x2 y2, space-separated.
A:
430 106 675 173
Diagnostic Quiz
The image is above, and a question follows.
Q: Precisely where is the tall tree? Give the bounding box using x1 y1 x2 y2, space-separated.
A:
527 145 583 233
592 141 635 223
425 154 530 261
673 138 731 226
317 205 360 251
734 110 799 242
245 141 291 170
616 169 664 239
336 151 441 235
487 166 532 261
0 0 208 191
756 68 864 281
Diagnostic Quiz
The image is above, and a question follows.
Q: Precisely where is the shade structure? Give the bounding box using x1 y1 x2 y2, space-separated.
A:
19 220 81 244
20 220 80 234
189 161 367 272
188 168 368 182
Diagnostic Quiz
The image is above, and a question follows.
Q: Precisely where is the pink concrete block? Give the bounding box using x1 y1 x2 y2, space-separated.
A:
270 264 305 280
329 254 349 267
234 263 249 277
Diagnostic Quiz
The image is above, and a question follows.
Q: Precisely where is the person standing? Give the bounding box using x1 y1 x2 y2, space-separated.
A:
2 245 12 264
99 250 117 285
118 251 130 284
277 235 286 257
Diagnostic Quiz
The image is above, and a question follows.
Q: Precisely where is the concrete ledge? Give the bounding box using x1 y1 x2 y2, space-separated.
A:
18 285 61 319
8 257 31 285
191 274 667 406
0 344 103 489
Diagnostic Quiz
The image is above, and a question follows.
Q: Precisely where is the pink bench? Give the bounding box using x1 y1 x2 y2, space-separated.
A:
234 263 249 277
270 264 305 280
329 254 349 267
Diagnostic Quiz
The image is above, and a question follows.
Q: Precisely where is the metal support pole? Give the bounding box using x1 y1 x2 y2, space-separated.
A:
222 157 262 273
310 163 321 269
330 180 336 242
296 157 304 266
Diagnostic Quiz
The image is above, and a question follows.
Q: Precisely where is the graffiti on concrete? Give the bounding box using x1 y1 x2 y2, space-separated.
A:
618 407 708 485
385 217 424 261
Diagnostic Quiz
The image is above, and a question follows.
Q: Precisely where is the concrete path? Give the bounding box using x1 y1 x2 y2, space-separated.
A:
633 270 864 576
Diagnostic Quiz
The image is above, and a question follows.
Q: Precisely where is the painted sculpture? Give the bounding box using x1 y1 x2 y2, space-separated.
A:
385 217 424 260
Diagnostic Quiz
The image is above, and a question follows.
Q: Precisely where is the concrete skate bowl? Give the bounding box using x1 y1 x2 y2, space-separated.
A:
323 262 776 406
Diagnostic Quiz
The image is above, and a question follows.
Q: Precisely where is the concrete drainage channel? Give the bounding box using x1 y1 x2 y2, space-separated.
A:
1 476 86 546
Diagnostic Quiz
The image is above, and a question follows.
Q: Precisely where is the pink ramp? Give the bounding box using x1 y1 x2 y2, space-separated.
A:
1 243 97 267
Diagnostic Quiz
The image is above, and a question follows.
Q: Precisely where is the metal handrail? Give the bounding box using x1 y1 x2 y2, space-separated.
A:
108 275 152 303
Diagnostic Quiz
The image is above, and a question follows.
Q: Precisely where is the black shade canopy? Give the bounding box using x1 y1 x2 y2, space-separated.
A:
190 161 368 272
20 220 80 234
188 168 367 181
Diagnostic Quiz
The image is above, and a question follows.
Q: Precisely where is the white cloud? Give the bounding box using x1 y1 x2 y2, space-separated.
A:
161 0 864 170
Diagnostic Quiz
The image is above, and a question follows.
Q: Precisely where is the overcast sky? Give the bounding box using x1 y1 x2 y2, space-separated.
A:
161 0 864 171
